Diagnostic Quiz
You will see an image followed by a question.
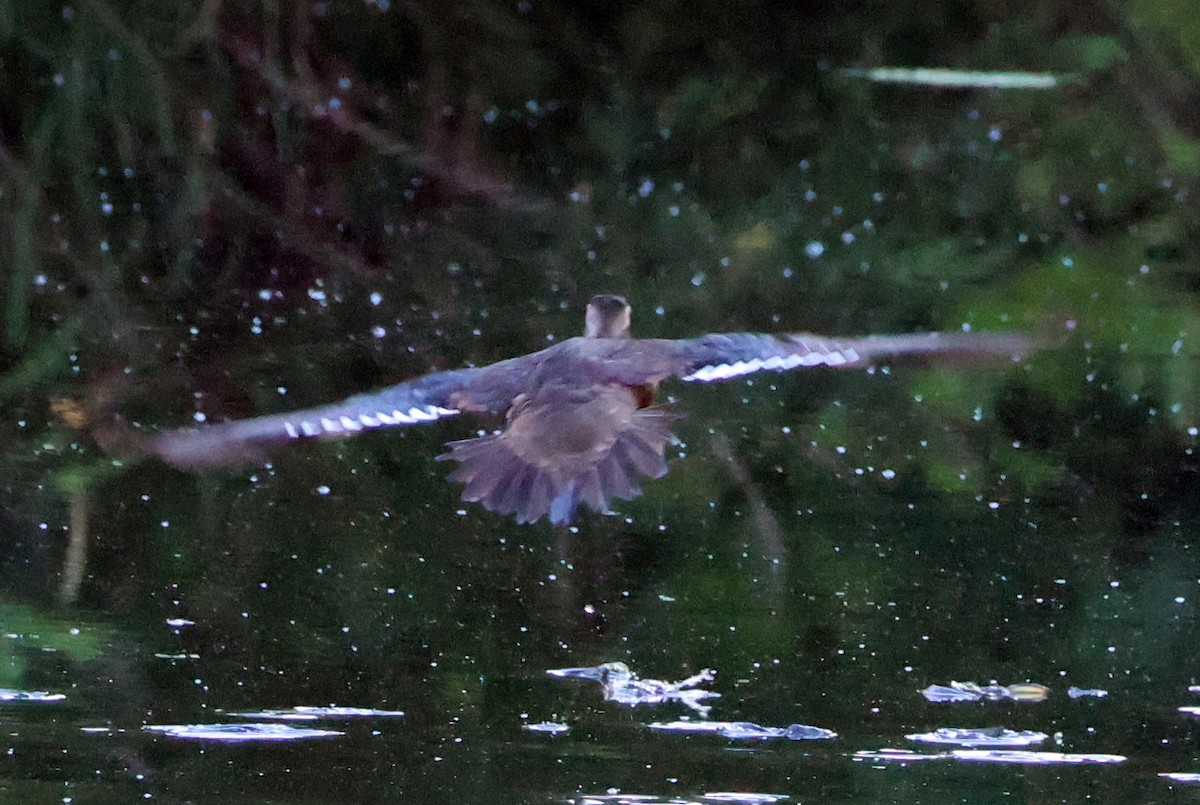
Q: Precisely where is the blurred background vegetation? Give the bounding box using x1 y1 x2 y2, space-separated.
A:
4 1 1200 796
3 0 1200 540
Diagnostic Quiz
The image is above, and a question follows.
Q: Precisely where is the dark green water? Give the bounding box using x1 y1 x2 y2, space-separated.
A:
4 1 1200 801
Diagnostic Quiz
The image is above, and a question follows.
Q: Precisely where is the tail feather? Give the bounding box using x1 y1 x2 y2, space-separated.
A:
597 452 640 500
498 464 536 516
454 440 513 502
612 432 668 479
525 474 555 524
548 481 578 525
577 466 608 512
481 459 518 507
460 462 502 502
436 405 680 524
443 434 511 502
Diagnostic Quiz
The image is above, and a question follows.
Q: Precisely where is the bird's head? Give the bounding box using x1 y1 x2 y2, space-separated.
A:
585 294 632 339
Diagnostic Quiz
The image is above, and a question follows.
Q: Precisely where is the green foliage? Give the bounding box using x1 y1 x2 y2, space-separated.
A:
1060 34 1127 72
1128 0 1200 74
0 600 108 687
1157 124 1200 175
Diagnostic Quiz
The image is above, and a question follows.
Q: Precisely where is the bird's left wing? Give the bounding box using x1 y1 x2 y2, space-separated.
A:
146 355 538 469
594 331 1032 386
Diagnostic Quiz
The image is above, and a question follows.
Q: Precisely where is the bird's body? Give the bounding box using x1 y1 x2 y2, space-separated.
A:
147 295 1031 524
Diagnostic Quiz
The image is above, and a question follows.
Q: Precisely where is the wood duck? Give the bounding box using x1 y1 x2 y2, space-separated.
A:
148 295 1030 524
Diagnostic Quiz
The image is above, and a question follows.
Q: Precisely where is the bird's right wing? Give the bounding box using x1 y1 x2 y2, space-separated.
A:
590 331 1032 387
671 331 1032 383
146 355 540 469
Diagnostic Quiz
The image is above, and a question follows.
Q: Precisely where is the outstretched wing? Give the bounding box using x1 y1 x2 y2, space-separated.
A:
592 331 1032 386
147 355 539 469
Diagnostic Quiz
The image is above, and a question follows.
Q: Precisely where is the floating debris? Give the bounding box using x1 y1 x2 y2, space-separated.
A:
648 720 836 741
855 748 1124 765
165 618 195 628
230 706 405 720
1067 687 1108 699
523 721 570 735
0 689 66 703
548 662 720 715
920 681 1049 703
143 723 343 742
905 727 1047 747
841 67 1070 90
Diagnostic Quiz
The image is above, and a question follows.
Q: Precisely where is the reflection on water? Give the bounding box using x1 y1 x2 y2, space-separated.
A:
952 749 1126 765
142 723 344 742
571 795 788 805
854 749 1126 765
647 720 836 741
230 705 406 720
523 721 570 734
0 689 66 702
904 727 1046 747
1067 686 1109 699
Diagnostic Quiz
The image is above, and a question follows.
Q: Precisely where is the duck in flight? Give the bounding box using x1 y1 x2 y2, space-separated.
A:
148 295 1030 524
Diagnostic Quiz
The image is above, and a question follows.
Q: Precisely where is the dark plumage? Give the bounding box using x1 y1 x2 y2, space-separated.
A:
146 295 1032 524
